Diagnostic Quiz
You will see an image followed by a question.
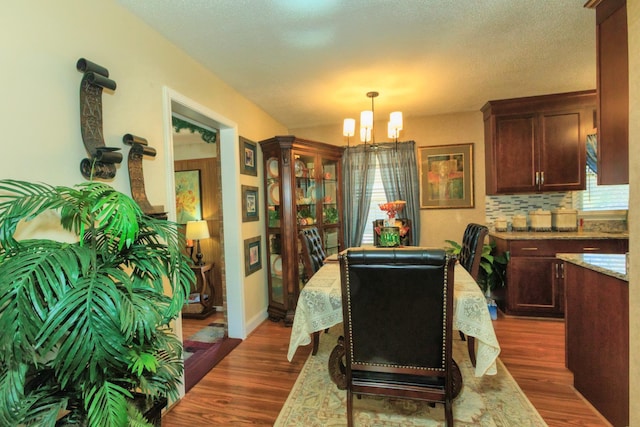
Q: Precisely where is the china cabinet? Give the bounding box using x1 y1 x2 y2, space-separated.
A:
482 90 596 195
259 135 344 325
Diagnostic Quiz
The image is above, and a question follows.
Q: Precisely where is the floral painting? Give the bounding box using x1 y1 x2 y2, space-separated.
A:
418 143 474 209
175 170 202 223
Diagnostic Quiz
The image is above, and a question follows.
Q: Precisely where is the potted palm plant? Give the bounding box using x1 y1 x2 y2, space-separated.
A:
0 179 194 426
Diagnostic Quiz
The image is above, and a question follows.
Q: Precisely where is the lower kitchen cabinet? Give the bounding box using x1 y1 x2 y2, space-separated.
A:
508 257 564 316
563 256 628 427
491 235 628 317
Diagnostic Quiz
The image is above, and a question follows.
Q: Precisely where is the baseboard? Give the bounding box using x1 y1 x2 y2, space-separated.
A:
243 310 269 337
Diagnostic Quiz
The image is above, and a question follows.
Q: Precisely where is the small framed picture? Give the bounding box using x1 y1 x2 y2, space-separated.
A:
242 185 259 222
244 236 262 276
240 136 257 176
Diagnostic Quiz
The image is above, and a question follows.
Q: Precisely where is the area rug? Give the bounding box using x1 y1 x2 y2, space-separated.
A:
183 322 241 392
275 326 547 427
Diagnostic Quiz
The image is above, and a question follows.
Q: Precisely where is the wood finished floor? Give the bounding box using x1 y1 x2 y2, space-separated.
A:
163 311 611 426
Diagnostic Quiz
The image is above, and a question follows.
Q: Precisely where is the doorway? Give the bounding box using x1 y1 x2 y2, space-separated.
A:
162 87 247 394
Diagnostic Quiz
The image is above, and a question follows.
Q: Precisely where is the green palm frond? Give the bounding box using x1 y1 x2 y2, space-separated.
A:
84 382 131 427
0 179 189 426
0 241 92 362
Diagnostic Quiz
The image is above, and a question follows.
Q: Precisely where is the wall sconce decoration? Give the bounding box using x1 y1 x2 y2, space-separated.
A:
123 133 167 220
76 57 122 180
186 220 210 266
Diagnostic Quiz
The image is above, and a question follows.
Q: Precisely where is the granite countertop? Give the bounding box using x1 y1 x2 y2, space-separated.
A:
557 253 628 281
490 230 629 240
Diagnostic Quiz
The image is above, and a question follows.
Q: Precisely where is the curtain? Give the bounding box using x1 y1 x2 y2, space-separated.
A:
586 134 597 174
376 141 421 245
341 144 376 247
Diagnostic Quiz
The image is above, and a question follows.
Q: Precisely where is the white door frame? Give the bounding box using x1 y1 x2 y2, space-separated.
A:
161 86 246 340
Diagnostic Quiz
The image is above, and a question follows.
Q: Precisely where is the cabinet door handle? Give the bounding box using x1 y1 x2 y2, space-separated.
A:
560 262 564 279
555 263 559 279
540 171 544 186
582 247 601 251
521 247 538 251
535 171 539 186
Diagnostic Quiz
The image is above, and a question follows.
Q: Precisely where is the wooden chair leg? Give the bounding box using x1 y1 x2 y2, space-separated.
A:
459 330 466 341
347 389 354 427
467 336 476 367
312 331 320 355
445 399 453 426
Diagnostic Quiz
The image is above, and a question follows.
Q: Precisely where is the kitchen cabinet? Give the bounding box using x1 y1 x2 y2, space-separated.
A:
491 235 628 317
563 256 628 426
586 0 629 185
482 91 596 195
259 135 344 325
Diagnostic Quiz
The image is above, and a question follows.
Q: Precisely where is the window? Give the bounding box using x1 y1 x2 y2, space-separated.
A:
361 160 387 245
575 168 629 211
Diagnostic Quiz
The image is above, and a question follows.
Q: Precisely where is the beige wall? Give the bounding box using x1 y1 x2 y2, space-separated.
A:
627 1 638 424
293 110 486 247
1 1 287 341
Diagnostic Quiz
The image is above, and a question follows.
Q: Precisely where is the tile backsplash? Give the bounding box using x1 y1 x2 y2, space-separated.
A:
485 192 627 232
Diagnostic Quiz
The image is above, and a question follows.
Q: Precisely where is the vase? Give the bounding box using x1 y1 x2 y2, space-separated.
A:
379 226 400 247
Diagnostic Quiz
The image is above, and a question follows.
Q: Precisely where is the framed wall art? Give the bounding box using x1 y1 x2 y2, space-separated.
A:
242 185 259 222
244 236 262 276
239 136 258 176
418 143 474 209
174 169 202 223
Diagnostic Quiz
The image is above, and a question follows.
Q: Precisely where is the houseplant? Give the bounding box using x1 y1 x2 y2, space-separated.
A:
0 179 194 426
444 239 509 296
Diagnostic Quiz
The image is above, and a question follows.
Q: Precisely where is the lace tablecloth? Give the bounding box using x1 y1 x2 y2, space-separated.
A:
287 262 501 376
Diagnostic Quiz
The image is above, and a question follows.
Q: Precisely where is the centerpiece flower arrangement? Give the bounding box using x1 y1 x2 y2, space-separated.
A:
379 200 406 225
376 200 409 239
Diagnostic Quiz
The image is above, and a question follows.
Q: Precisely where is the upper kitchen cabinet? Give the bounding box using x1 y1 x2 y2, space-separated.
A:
586 0 629 185
482 91 596 195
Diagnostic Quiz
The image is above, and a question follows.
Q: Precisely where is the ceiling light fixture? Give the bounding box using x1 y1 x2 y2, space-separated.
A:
343 91 402 149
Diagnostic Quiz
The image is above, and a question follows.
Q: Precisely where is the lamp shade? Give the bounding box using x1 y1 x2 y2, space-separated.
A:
388 121 398 139
360 110 373 129
343 118 355 137
185 220 210 240
389 111 403 130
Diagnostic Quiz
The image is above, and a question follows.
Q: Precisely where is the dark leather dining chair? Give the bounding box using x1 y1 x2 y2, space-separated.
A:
299 227 327 281
298 227 328 355
458 223 489 282
372 218 412 246
336 247 460 426
457 223 489 367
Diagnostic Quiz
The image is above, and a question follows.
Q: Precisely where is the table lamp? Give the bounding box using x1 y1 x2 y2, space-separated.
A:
185 220 210 266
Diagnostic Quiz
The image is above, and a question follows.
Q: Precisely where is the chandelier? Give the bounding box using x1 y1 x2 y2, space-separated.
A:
343 91 403 147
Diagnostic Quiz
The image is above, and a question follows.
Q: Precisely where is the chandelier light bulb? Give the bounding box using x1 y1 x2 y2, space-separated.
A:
360 127 371 143
390 111 403 130
360 110 373 129
343 118 355 137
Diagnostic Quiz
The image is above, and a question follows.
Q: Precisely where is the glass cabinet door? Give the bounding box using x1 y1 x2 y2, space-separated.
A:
323 228 340 256
321 158 339 227
265 156 283 304
294 154 317 227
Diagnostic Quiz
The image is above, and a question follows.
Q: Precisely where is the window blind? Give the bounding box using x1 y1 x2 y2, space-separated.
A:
361 160 388 244
576 169 629 211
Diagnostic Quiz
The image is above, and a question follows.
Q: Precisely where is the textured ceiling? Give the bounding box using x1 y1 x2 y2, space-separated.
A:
117 0 596 129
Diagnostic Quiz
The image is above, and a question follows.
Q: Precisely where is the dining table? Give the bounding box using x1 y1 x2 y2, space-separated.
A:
286 254 501 377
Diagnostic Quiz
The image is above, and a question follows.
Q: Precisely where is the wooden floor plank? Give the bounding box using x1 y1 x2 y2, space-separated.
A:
163 312 611 426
